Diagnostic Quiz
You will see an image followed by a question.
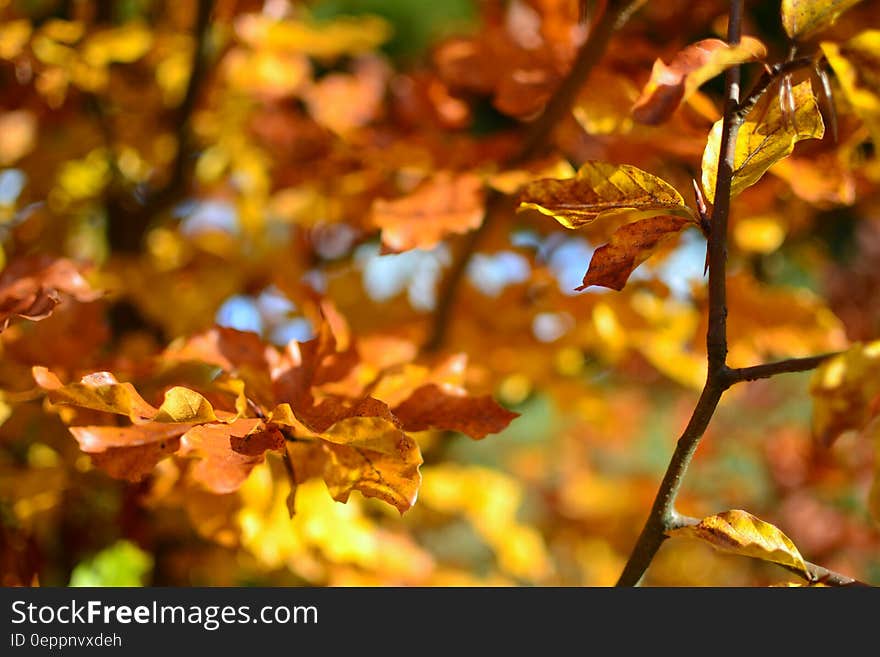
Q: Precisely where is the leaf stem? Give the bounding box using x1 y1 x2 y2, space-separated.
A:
424 0 642 352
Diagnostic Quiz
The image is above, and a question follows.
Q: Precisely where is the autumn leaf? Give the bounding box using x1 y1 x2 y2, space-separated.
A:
577 215 694 291
822 30 880 145
371 172 485 252
782 0 864 40
391 384 518 439
810 341 880 446
669 510 810 578
0 256 101 331
518 161 695 229
70 424 189 482
179 418 279 494
701 80 825 202
633 37 767 125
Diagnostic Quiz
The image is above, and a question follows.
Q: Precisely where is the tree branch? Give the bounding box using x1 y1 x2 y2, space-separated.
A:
423 0 642 352
107 0 214 252
727 352 837 384
616 0 744 586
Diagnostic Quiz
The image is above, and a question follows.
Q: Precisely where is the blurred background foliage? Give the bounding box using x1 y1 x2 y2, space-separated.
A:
1 0 879 587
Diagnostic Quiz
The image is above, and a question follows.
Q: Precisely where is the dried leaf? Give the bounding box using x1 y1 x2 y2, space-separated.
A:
701 80 825 202
577 215 693 291
519 161 695 229
810 341 880 445
782 0 864 40
391 384 518 439
633 37 767 125
371 172 485 252
669 510 810 578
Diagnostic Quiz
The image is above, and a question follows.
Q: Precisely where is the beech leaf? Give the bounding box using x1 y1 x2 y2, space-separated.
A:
701 80 825 202
577 215 693 291
669 509 810 578
810 341 880 446
391 384 518 440
782 0 864 40
633 37 767 125
821 30 880 145
518 161 695 230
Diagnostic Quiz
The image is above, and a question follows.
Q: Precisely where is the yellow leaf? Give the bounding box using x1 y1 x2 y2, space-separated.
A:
810 341 880 445
733 215 787 254
701 80 825 202
0 20 32 60
33 367 159 423
782 0 863 40
153 387 218 424
822 30 880 145
669 510 810 578
519 161 695 229
235 13 392 59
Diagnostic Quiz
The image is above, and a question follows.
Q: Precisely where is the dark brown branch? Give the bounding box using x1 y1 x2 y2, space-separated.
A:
107 0 214 252
616 0 744 586
727 352 837 384
424 0 642 352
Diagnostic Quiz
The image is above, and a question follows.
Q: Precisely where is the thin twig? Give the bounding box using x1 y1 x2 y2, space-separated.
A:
616 0 744 586
727 352 838 384
424 0 642 352
735 56 815 121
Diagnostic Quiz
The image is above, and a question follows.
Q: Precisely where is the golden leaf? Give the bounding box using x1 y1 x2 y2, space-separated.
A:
810 341 880 446
669 510 810 578
519 161 695 229
782 0 864 40
701 80 825 202
822 30 880 145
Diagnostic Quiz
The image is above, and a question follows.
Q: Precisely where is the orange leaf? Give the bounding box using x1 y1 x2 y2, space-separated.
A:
371 172 485 253
179 418 277 494
392 384 518 439
633 37 766 125
577 215 693 291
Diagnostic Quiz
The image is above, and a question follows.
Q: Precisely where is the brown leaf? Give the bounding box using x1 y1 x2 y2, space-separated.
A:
371 172 485 252
578 215 693 291
632 37 766 125
0 256 101 331
392 384 518 439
